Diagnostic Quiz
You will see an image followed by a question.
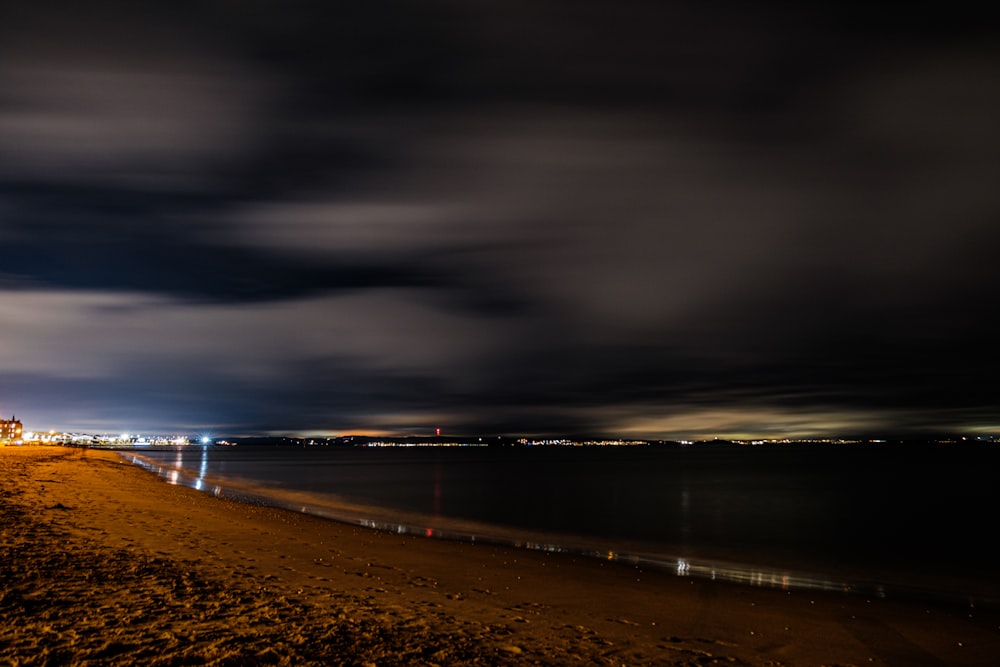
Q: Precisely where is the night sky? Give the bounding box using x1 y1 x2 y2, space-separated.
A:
2 1 998 438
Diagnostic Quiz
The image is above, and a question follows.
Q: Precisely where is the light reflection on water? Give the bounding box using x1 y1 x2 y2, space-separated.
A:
120 445 1000 608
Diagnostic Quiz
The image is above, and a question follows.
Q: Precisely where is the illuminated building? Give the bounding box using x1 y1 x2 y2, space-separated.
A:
1 415 23 444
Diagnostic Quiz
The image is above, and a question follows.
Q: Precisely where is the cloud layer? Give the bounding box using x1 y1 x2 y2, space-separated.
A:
2 1 998 436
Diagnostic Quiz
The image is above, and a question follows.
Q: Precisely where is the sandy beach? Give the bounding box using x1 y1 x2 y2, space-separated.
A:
2 446 998 666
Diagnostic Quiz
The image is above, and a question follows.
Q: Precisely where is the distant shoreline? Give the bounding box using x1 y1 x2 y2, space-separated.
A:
14 432 1000 448
121 447 998 611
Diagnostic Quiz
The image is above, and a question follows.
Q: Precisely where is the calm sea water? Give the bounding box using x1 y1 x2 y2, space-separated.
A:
125 443 1000 605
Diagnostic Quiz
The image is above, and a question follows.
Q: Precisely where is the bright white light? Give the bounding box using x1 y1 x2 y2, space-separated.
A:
201 436 211 445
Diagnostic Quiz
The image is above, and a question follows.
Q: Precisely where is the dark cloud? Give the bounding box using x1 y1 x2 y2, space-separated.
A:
1 1 999 437
0 183 444 300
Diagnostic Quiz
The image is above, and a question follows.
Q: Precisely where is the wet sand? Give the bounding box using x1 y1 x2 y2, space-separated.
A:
2 446 998 666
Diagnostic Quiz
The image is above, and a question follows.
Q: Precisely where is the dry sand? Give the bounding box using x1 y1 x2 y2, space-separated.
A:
2 446 998 666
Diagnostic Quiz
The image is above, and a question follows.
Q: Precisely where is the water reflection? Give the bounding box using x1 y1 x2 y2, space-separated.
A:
199 446 208 485
154 447 210 490
118 450 992 607
432 466 442 519
679 486 692 547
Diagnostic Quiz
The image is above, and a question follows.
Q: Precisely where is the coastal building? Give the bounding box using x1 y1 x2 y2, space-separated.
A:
1 416 23 444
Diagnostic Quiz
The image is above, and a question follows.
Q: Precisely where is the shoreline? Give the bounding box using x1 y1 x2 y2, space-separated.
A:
123 446 1000 611
3 445 999 665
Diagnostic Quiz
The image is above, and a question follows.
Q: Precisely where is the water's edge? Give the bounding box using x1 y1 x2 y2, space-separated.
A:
119 451 993 610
